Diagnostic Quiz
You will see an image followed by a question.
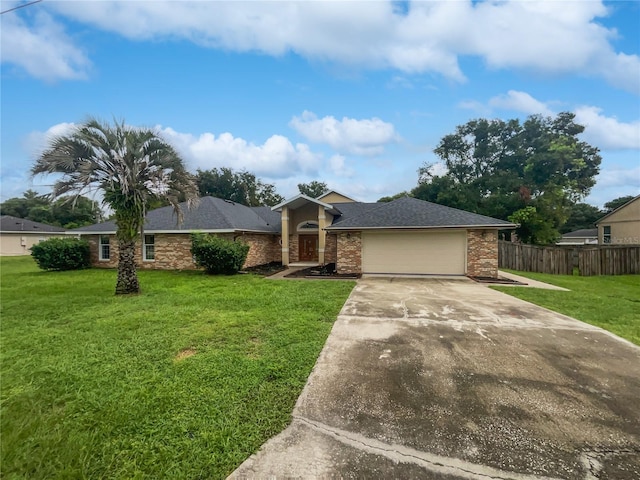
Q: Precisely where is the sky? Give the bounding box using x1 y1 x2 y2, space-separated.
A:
1 0 639 208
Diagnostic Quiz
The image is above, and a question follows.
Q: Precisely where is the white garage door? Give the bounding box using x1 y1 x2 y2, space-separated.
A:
362 230 466 275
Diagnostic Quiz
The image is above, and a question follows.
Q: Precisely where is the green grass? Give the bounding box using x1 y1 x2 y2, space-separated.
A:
493 271 640 345
0 256 354 479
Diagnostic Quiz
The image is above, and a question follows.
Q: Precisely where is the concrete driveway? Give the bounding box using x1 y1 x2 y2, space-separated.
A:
231 278 640 479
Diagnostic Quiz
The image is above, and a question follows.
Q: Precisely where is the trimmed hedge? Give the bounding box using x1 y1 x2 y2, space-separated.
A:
31 238 91 271
191 233 250 275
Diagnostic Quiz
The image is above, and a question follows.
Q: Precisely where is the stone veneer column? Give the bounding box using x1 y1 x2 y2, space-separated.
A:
318 204 326 264
336 232 362 274
281 206 289 266
466 229 498 278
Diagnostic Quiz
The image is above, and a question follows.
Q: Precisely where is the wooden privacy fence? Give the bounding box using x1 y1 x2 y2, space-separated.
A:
578 245 640 276
498 241 573 274
498 241 640 276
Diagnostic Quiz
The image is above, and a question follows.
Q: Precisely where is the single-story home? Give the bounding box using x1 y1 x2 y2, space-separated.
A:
0 215 67 256
556 228 598 246
596 195 640 245
73 191 517 278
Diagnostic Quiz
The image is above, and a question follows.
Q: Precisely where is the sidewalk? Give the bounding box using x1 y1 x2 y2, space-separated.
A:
498 270 569 291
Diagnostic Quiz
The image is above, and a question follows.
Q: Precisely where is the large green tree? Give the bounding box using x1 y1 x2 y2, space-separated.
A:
196 168 283 206
32 118 198 295
298 181 328 198
560 203 603 233
0 190 102 228
603 195 636 213
413 112 601 244
0 190 50 219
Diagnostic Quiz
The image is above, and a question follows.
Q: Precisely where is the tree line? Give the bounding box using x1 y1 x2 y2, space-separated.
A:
380 112 632 244
2 176 330 228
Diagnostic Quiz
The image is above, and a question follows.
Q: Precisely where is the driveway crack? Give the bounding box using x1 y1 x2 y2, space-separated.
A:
293 415 562 480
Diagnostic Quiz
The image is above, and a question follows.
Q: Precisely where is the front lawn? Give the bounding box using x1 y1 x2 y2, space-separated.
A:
0 256 354 479
493 271 640 345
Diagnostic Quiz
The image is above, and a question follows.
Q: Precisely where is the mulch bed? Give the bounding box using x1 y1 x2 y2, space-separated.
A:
468 275 527 285
285 263 360 280
242 262 287 277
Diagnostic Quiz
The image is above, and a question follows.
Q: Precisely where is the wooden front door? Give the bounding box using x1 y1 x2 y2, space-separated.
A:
299 235 318 261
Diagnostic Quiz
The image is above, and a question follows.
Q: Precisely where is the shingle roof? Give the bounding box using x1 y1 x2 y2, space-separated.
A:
72 195 516 235
562 228 598 238
327 196 516 229
73 197 280 234
0 215 67 233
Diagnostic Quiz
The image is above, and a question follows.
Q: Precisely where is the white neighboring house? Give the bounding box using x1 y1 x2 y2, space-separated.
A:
0 215 67 256
556 228 599 246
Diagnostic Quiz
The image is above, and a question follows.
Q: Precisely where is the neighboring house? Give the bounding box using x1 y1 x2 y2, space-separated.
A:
556 228 598 246
0 215 67 256
596 195 640 245
74 191 517 278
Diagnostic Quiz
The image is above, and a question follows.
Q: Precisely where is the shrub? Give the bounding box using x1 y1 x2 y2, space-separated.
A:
31 237 91 271
190 233 250 275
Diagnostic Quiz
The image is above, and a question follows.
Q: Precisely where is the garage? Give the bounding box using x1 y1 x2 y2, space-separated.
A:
361 230 466 275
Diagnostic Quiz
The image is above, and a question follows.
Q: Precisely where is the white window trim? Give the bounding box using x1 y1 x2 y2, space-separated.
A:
143 234 155 261
99 235 110 261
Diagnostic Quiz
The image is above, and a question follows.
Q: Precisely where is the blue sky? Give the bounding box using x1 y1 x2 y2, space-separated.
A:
1 0 639 207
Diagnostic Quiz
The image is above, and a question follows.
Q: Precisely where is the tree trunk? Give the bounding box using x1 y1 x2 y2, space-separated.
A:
115 239 140 294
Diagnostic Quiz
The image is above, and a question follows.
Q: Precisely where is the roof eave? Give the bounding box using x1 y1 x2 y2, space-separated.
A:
325 224 518 231
271 193 334 212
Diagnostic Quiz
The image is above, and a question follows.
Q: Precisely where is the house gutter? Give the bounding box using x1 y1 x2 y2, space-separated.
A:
325 224 518 231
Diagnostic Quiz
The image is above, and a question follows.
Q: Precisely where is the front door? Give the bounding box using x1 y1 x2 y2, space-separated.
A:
299 235 318 261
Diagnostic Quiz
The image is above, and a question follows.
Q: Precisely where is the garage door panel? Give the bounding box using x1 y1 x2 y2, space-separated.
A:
362 231 466 275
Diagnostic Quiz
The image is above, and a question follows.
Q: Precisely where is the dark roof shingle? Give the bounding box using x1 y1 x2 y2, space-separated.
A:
327 197 515 229
1 215 67 233
73 197 280 234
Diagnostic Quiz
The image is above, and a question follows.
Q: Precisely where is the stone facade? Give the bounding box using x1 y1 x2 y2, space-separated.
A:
336 232 361 274
288 235 299 263
237 233 280 267
88 232 279 270
466 229 498 278
324 233 337 264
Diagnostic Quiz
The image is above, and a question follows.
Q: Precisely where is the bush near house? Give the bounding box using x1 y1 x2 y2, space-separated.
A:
30 237 91 271
191 233 250 274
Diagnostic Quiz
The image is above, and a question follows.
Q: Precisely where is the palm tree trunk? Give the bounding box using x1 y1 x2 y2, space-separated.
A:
115 239 140 294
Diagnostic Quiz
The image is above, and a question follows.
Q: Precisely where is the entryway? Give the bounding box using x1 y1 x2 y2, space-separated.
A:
299 235 318 262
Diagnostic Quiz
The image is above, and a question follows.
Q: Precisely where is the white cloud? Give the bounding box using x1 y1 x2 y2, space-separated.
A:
24 122 77 156
159 127 322 178
458 100 492 116
596 166 640 189
488 90 554 116
2 1 631 92
328 154 355 177
289 111 397 156
0 6 90 81
574 106 640 150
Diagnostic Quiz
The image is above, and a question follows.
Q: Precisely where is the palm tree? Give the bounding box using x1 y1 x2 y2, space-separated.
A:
32 118 198 294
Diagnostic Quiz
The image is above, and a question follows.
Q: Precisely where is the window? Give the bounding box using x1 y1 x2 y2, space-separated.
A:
603 226 611 244
143 235 155 261
99 235 110 260
297 220 319 232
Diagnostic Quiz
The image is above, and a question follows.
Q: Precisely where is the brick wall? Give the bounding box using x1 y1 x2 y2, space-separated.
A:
88 232 279 270
336 232 361 274
237 233 280 267
467 229 498 278
325 233 337 264
88 235 119 268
